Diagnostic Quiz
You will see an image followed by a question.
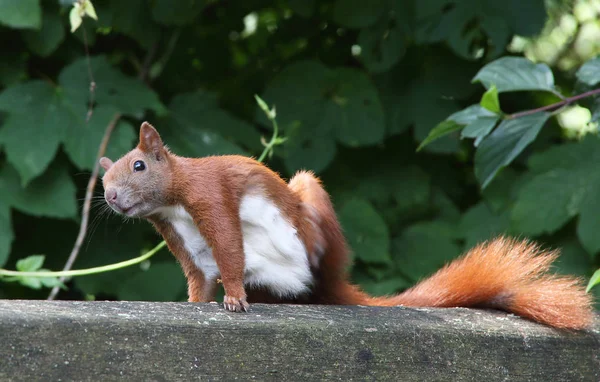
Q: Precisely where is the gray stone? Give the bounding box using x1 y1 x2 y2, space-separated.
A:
0 300 598 381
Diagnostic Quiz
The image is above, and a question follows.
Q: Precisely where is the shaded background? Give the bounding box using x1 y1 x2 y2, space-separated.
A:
0 0 599 306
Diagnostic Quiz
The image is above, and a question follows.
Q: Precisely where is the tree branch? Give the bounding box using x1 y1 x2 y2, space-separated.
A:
506 87 600 119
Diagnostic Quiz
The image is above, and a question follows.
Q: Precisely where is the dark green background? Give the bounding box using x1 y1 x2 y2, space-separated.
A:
0 0 598 306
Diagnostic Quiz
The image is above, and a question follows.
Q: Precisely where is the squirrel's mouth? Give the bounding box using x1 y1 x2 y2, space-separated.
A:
110 201 140 217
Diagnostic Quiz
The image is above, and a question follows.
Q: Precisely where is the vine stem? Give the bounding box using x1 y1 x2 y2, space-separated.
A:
257 114 280 162
2 97 283 282
506 87 600 119
1 242 166 278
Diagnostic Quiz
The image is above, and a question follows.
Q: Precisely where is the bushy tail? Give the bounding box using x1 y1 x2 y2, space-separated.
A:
288 171 595 330
369 237 594 329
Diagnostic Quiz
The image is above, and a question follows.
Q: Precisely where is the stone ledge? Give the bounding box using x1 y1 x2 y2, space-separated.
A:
1 300 598 381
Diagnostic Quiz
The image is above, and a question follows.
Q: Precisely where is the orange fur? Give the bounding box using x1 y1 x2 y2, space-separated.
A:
101 123 595 329
287 171 594 330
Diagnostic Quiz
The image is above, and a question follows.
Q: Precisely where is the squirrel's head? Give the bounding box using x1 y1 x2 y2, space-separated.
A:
100 122 173 218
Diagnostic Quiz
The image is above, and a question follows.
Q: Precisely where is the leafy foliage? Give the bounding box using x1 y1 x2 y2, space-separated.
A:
0 0 598 304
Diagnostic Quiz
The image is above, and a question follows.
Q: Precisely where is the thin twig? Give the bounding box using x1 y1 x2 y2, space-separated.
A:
47 113 122 300
506 87 600 119
47 39 161 300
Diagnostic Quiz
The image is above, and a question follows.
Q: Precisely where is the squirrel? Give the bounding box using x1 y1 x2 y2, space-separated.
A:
100 122 594 330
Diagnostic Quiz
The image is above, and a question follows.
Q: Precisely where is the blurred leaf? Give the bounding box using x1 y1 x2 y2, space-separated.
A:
0 54 27 86
16 255 45 272
260 60 384 172
64 105 135 170
0 0 41 29
475 112 550 188
0 201 12 267
332 0 385 28
393 221 461 282
459 202 511 249
23 13 65 57
0 163 77 219
108 0 160 48
59 55 166 116
330 68 385 146
587 269 600 293
167 91 259 153
511 137 600 256
0 81 71 185
358 9 407 73
117 262 186 301
472 57 555 92
338 198 391 265
151 0 205 26
552 238 592 277
576 57 600 86
480 84 501 113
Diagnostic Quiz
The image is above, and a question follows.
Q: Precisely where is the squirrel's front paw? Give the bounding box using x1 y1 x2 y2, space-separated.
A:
223 295 249 312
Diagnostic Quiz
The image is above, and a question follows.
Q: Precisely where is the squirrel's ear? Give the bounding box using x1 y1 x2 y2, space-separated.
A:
100 157 113 171
139 121 165 160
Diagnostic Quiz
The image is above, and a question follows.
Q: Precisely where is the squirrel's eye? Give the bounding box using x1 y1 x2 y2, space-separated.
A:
133 160 146 172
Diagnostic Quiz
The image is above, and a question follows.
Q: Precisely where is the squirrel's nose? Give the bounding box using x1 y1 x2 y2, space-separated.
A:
106 188 117 203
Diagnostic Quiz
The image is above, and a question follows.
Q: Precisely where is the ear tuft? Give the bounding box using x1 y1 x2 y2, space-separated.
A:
100 157 113 171
139 122 165 160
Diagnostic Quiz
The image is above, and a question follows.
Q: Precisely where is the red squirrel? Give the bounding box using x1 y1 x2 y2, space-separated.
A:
100 122 594 329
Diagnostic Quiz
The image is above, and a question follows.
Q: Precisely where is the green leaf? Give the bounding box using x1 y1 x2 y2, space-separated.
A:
472 57 555 93
0 54 27 86
23 13 65 57
393 221 461 283
357 13 406 73
329 68 385 146
63 105 135 170
461 116 499 146
37 271 66 289
475 112 550 188
260 60 384 172
332 0 385 28
338 198 391 265
587 269 600 293
167 91 258 153
459 203 511 249
417 120 463 151
18 276 42 290
576 57 600 86
117 262 186 301
0 201 13 267
511 137 600 255
480 84 501 113
108 0 160 48
418 104 497 151
0 163 78 219
0 0 41 29
283 128 337 174
16 255 45 272
59 55 165 116
0 81 72 185
151 0 205 26
448 104 497 124
414 99 461 154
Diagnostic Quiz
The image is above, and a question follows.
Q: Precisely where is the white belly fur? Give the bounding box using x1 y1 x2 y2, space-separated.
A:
155 194 313 297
